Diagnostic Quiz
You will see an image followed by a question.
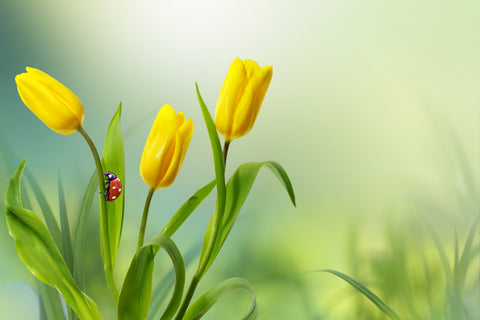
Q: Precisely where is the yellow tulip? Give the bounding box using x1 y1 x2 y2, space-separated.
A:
140 104 194 190
214 58 273 141
15 67 85 135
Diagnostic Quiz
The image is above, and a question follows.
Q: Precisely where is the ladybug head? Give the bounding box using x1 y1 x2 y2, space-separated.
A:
103 171 117 181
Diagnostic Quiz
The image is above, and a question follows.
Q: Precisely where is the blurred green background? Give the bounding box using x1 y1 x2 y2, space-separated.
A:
0 0 478 319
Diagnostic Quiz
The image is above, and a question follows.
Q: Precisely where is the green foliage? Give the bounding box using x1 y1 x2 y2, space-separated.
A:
202 161 296 276
320 269 401 320
161 180 216 237
5 160 102 320
118 233 185 320
101 103 125 269
73 172 97 291
37 280 66 320
184 278 258 320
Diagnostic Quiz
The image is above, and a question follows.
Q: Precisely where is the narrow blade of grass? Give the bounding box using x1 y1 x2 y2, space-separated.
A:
73 171 97 290
58 174 74 273
161 180 215 237
422 219 453 285
24 169 63 252
183 277 258 320
320 269 402 320
455 217 479 290
195 83 226 275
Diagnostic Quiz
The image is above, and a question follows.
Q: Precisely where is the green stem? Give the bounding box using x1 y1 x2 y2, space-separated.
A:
77 126 119 304
223 140 230 165
174 141 231 319
137 188 155 251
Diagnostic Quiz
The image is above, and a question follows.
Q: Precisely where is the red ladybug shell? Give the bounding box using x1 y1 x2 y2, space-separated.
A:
107 178 122 201
104 171 122 202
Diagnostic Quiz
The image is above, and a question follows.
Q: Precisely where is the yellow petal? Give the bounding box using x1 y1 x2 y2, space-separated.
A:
214 58 248 140
15 67 84 135
140 105 193 190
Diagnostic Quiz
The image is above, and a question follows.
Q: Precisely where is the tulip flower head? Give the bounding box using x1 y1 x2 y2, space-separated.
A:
214 58 273 141
15 67 85 135
140 104 193 190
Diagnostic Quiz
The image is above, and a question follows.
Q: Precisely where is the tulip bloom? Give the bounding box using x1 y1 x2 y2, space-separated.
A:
140 104 193 190
15 67 85 135
214 58 273 141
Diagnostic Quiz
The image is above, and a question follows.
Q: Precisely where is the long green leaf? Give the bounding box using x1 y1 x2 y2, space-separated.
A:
118 233 185 320
455 217 479 290
147 243 201 320
161 180 216 237
320 269 401 320
24 170 63 252
183 277 258 320
58 174 74 273
5 160 102 320
423 219 453 285
101 103 125 268
195 83 226 274
73 172 97 290
203 161 295 275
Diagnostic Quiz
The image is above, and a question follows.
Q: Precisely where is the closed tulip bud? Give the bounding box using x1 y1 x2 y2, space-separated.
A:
15 67 85 135
214 58 273 141
140 104 193 190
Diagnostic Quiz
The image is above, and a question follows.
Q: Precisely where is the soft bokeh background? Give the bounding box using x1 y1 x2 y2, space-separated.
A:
0 0 478 319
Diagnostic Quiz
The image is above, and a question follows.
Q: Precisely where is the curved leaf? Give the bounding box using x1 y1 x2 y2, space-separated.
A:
183 278 257 320
320 269 401 320
147 243 201 320
203 161 295 275
101 103 125 268
5 160 102 320
118 233 185 320
195 84 226 275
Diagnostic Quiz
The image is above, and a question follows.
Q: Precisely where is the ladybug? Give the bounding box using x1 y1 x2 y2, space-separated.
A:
104 171 122 201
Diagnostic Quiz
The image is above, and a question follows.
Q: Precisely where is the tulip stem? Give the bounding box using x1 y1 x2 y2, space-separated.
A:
77 126 119 305
137 188 155 251
174 142 230 319
223 140 230 165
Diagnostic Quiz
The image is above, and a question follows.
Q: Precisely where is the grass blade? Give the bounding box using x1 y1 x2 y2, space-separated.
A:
320 269 401 320
73 172 97 290
161 180 215 237
24 169 62 252
455 217 479 291
183 277 258 320
58 174 74 273
195 83 226 274
101 103 125 269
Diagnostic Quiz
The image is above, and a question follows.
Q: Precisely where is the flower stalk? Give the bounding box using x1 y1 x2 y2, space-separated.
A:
77 126 119 304
137 188 155 251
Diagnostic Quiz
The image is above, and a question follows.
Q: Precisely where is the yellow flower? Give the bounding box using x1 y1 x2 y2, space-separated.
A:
15 67 85 135
140 104 194 190
214 58 273 141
